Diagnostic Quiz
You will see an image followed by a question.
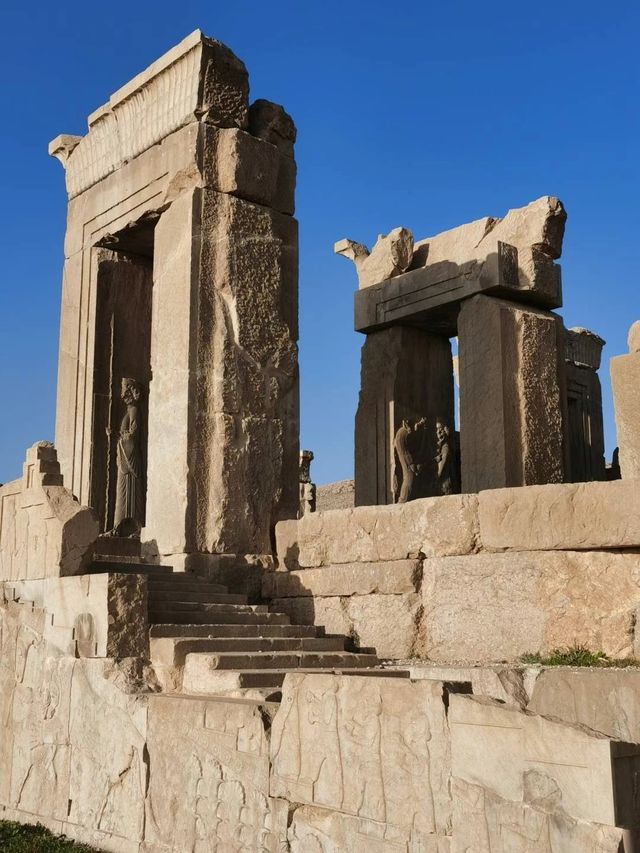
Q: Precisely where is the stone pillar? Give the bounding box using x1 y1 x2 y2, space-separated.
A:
50 31 299 561
564 327 606 482
611 321 640 479
355 327 455 506
458 295 567 492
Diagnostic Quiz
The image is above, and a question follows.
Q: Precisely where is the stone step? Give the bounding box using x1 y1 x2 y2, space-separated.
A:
184 650 380 672
149 623 323 639
90 560 174 575
181 666 407 695
148 609 291 625
151 635 347 665
150 601 268 614
148 590 249 606
146 578 230 594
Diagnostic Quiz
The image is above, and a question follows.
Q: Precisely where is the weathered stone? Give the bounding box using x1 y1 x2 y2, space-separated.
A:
419 550 640 662
478 479 640 551
458 295 567 492
0 443 98 581
271 674 451 835
289 804 450 852
565 327 606 483
449 693 640 827
273 593 422 659
628 320 640 353
451 778 626 853
528 668 640 743
145 694 287 852
52 31 249 198
335 227 414 289
611 329 640 479
281 494 478 569
248 99 297 158
263 559 422 598
355 326 455 506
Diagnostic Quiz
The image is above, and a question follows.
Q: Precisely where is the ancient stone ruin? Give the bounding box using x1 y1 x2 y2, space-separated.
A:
2 29 640 852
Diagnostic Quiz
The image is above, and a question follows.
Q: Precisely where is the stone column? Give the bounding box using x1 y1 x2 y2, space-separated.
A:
458 294 567 492
355 326 455 506
611 321 640 479
564 327 606 482
145 185 299 558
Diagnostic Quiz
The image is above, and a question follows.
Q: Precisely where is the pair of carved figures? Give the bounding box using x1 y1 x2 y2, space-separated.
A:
109 377 145 536
393 418 456 503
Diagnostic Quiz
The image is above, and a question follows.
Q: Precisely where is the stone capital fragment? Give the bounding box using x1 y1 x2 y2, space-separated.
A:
48 134 83 167
335 226 414 289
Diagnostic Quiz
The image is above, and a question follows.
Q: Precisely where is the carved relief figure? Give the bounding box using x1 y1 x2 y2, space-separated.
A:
299 449 316 515
436 419 455 495
110 378 144 536
393 418 427 503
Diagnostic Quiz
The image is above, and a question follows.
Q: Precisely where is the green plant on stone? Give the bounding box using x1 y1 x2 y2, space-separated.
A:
0 821 99 852
519 645 640 668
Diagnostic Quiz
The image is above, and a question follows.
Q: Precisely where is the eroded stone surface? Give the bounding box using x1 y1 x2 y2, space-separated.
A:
335 227 414 289
271 673 451 835
419 550 640 661
479 479 640 551
263 559 422 598
611 347 640 480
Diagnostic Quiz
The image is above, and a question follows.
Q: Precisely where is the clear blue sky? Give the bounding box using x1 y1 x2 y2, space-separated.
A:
0 1 638 485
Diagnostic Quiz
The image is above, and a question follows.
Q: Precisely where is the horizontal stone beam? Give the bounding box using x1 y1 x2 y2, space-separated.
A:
354 241 561 335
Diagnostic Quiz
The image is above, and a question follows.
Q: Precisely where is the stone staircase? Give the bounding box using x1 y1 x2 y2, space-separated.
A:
91 544 397 700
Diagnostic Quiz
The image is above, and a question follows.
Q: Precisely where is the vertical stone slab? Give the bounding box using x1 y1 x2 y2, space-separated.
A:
355 327 454 506
611 322 640 479
565 327 606 482
145 190 199 555
458 294 567 492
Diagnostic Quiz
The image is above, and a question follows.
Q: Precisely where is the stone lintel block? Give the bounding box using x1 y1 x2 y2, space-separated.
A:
201 124 295 214
420 550 640 662
249 99 297 158
280 495 478 569
611 349 640 479
263 559 421 598
449 693 640 828
478 479 640 551
53 30 250 198
273 592 422 659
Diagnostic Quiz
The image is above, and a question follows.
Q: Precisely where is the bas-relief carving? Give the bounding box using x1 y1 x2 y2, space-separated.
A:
393 418 456 503
299 449 316 516
109 378 145 537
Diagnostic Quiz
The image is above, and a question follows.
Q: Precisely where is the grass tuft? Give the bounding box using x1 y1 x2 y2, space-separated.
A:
520 645 640 668
0 821 99 852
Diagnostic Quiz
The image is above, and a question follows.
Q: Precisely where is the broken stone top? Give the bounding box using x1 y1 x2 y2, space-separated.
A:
565 327 606 370
49 30 294 198
337 196 566 291
628 320 640 353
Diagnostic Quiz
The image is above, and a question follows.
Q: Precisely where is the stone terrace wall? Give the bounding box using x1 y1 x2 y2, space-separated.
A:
1 587 638 852
269 480 640 661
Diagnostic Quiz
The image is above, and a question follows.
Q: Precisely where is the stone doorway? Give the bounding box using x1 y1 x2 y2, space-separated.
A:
90 217 155 532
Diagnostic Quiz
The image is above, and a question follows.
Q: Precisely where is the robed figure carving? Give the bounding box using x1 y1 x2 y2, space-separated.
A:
110 377 145 536
393 418 427 503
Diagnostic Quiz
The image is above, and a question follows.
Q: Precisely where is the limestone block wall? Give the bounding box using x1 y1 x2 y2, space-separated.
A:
0 443 98 581
270 479 640 661
1 592 638 853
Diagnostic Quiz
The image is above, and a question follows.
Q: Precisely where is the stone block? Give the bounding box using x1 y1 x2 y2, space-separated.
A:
289 804 450 852
275 519 299 570
53 31 249 198
248 99 297 158
449 693 640 827
611 346 640 479
273 592 422 659
451 778 626 853
289 494 478 568
528 668 640 743
335 227 414 289
263 559 422 598
478 479 640 551
0 444 98 582
270 673 451 835
419 550 640 662
459 295 567 492
145 694 286 851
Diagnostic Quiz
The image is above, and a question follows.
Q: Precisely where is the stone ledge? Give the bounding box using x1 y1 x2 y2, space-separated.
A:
262 559 421 598
478 479 640 551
